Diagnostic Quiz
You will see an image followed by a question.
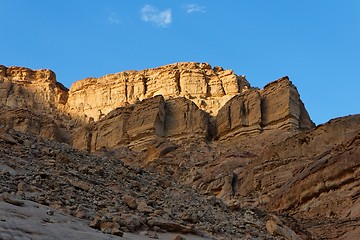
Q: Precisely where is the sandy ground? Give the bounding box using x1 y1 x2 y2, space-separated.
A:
0 199 211 240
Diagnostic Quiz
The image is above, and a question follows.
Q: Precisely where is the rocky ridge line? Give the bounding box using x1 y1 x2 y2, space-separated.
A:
0 63 314 150
67 62 250 121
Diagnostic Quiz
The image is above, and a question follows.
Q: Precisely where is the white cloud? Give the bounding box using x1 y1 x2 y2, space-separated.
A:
141 5 172 27
108 12 120 24
184 3 205 14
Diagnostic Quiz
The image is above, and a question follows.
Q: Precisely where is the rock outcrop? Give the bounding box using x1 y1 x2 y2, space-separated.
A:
73 96 211 151
216 77 314 141
66 62 250 121
143 114 360 239
3 62 357 239
0 65 73 142
0 65 68 112
0 63 314 149
70 74 313 151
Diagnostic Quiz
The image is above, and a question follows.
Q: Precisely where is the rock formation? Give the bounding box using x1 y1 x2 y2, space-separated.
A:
215 77 314 141
0 65 73 142
66 62 250 121
1 62 359 239
73 96 211 151
0 63 314 148
0 65 68 112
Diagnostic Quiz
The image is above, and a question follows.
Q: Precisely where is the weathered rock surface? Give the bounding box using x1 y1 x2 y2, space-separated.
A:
0 128 283 239
0 65 75 142
260 115 360 239
234 114 360 210
73 96 211 151
0 63 314 151
1 62 358 240
71 77 313 151
143 115 360 239
216 77 314 141
0 65 68 112
66 62 250 121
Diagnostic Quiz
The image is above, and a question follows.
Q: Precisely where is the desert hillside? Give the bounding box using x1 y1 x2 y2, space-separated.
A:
1 63 359 239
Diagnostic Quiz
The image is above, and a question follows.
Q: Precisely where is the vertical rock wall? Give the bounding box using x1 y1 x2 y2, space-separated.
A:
0 65 70 142
66 62 250 121
0 63 315 149
216 77 315 141
0 65 68 112
73 96 211 151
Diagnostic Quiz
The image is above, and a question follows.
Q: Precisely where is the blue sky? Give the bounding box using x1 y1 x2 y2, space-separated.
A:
1 0 359 125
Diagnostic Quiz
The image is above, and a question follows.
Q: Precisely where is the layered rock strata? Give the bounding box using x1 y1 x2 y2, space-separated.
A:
0 65 73 142
1 62 359 239
0 63 314 150
66 62 250 121
73 96 211 151
215 77 314 141
142 114 360 239
0 65 68 112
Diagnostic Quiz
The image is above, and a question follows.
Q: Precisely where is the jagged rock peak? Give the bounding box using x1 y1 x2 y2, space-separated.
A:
67 62 251 121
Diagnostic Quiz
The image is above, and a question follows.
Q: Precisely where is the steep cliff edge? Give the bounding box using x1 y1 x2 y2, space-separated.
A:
216 77 314 141
66 62 250 121
73 96 211 151
0 65 67 111
0 65 73 142
2 62 360 239
0 63 314 149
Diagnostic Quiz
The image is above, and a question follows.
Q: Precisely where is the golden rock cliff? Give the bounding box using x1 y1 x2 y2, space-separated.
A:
66 62 250 121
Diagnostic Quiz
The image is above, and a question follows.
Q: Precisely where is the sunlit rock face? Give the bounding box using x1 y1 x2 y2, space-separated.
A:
0 65 68 112
3 62 360 240
66 62 250 121
215 77 314 141
0 63 315 149
0 65 70 142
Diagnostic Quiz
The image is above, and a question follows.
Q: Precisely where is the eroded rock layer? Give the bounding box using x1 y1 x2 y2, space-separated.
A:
0 63 314 148
66 62 250 121
0 65 73 142
215 77 315 141
73 96 211 151
6 62 357 239
0 65 68 112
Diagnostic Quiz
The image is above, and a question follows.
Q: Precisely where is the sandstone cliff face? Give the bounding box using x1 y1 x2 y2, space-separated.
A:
0 65 68 112
216 77 314 141
66 62 250 121
164 97 210 140
1 62 359 239
0 65 72 142
78 76 314 152
260 77 313 131
0 63 315 151
74 96 211 151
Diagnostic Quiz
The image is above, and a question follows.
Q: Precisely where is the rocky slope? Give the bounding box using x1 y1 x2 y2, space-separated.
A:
0 128 300 239
1 62 359 239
